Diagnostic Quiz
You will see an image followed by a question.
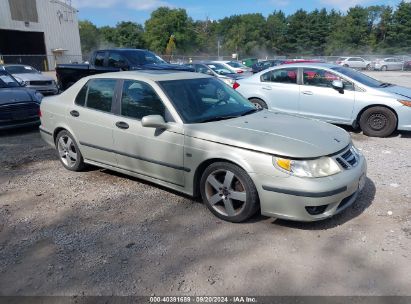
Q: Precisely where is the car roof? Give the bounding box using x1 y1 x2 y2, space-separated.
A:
269 62 339 69
87 70 211 81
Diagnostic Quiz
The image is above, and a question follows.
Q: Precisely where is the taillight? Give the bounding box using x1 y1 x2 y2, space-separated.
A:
233 82 240 90
237 70 244 74
38 108 42 117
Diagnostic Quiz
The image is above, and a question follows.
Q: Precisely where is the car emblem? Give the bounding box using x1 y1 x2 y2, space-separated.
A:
334 138 341 143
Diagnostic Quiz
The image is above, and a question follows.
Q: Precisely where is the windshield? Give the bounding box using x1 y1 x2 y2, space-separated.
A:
124 50 167 65
159 77 257 123
227 61 246 68
5 65 38 74
0 72 20 88
331 66 383 88
206 63 233 75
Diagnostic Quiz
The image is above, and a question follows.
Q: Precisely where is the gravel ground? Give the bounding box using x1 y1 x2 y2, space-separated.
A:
0 72 410 296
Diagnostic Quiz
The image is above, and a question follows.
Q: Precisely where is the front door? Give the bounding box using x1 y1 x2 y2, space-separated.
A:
299 67 356 124
112 79 185 186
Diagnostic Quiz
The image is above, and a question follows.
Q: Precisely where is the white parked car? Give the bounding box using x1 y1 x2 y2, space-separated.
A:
336 57 372 70
373 58 404 71
213 61 252 75
235 63 411 137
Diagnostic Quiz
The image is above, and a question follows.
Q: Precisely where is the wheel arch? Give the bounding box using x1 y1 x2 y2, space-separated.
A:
192 158 253 198
52 124 80 146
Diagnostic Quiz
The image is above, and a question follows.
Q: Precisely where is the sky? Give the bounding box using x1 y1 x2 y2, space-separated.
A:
71 0 406 27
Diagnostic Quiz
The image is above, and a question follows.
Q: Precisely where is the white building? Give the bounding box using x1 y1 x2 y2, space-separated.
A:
0 0 82 70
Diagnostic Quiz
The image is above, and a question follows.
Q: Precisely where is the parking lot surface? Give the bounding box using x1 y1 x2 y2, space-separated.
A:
0 72 410 296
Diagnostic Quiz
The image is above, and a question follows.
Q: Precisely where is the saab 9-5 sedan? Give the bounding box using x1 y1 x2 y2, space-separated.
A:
40 71 366 222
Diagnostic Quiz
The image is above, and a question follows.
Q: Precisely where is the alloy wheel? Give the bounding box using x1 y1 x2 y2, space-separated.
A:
57 135 78 167
205 169 247 217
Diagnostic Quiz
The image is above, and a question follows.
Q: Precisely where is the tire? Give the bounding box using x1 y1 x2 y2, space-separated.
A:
249 98 268 110
55 130 86 171
200 162 259 223
381 65 387 71
343 64 349 67
359 106 397 137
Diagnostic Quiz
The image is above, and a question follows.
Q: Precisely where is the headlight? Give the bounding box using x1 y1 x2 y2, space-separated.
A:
274 156 341 178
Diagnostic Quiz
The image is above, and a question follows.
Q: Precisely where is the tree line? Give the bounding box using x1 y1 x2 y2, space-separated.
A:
79 1 411 59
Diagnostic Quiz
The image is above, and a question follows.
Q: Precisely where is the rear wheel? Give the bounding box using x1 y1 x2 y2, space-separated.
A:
366 64 372 70
249 98 268 110
200 162 259 223
56 130 85 171
359 106 397 137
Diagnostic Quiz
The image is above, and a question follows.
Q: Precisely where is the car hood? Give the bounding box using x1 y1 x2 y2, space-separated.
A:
379 85 411 99
185 111 351 158
12 73 54 82
0 87 36 105
138 63 194 72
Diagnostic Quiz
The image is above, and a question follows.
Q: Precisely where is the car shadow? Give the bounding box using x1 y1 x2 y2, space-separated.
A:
0 125 40 137
271 177 376 230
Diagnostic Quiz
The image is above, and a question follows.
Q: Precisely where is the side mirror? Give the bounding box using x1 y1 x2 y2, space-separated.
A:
331 80 344 93
141 115 169 129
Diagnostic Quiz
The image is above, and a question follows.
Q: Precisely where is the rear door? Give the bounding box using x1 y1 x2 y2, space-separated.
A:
112 79 185 186
299 67 356 123
257 67 300 114
68 78 119 166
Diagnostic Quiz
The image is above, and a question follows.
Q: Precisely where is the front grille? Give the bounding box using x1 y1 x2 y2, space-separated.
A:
0 102 39 121
335 147 358 170
30 80 52 86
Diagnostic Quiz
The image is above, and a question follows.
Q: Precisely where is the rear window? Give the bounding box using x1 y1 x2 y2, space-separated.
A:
75 79 117 112
261 68 298 84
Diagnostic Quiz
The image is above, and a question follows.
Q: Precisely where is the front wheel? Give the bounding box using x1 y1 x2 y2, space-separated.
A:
359 106 397 137
381 65 387 71
366 64 372 70
200 162 259 223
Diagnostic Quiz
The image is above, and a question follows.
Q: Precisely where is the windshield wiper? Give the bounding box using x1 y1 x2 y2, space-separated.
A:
198 115 239 123
379 82 393 87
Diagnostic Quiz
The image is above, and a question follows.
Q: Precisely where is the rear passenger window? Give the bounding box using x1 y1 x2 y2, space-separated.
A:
75 83 88 106
85 79 116 112
261 68 298 84
121 80 166 120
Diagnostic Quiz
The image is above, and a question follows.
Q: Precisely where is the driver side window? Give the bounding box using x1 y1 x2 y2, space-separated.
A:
120 80 169 121
302 68 354 91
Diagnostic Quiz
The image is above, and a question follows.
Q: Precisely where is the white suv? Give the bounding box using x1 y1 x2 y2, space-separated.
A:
336 57 372 70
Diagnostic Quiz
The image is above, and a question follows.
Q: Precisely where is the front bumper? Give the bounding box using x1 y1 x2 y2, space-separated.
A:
251 155 367 222
397 105 411 131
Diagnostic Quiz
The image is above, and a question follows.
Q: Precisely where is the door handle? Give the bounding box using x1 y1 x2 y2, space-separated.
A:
262 85 272 90
115 121 129 129
302 91 313 95
70 110 79 117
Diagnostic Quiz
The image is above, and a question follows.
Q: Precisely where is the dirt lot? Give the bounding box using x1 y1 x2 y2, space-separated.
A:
0 72 410 296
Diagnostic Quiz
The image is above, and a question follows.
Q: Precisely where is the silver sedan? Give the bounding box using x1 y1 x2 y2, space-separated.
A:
39 71 367 222
235 63 411 137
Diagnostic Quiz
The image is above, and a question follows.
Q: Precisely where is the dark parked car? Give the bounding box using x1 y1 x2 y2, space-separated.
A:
0 70 43 130
56 48 193 90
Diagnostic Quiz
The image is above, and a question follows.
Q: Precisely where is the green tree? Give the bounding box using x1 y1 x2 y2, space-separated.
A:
144 7 193 54
79 20 101 57
266 10 287 55
386 1 411 53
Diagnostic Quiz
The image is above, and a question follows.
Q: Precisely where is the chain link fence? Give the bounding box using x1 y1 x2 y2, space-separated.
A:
1 53 410 71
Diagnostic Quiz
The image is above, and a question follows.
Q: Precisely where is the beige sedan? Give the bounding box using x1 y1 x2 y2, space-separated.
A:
39 71 367 222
